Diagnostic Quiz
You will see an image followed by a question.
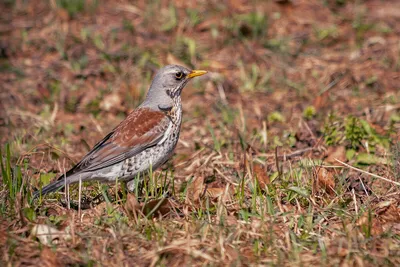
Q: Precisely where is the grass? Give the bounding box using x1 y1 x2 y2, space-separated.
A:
1 0 400 266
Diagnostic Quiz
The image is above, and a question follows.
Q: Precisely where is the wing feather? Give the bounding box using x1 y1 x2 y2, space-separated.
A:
66 108 169 175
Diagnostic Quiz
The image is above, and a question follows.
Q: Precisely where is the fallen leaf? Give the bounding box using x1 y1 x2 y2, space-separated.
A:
224 245 239 263
196 17 220 31
224 215 238 226
357 212 383 236
315 168 335 195
374 199 394 213
206 187 234 202
326 146 346 164
313 91 329 111
377 203 400 223
142 198 171 217
40 246 60 267
124 193 141 218
186 176 205 203
56 8 69 21
37 83 51 99
206 188 225 199
253 163 270 189
392 223 400 234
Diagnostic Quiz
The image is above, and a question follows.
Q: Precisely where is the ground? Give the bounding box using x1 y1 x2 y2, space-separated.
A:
1 0 400 266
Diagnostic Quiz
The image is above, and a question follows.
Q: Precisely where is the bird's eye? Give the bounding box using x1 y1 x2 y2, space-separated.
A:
175 72 184 80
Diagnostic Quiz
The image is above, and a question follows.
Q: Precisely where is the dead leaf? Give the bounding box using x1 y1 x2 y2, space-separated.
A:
377 203 400 223
357 212 383 236
37 83 51 99
315 167 335 195
224 244 239 262
325 146 346 164
125 194 173 220
313 91 329 111
15 192 26 227
124 193 141 219
186 176 205 203
373 200 393 217
253 163 270 189
142 198 171 217
392 223 400 234
40 246 60 267
56 8 69 21
207 186 234 202
224 215 238 226
0 221 7 247
196 17 220 31
205 188 223 199
207 180 225 189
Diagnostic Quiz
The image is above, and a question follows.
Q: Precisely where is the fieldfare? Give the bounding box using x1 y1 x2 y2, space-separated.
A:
34 65 207 198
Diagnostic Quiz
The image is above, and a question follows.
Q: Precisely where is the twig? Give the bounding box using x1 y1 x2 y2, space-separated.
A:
275 147 282 178
358 176 370 197
258 147 318 160
335 158 400 186
89 114 104 134
50 103 58 124
282 147 315 159
319 72 345 95
352 189 358 215
217 83 228 105
302 119 316 141
215 167 239 186
115 4 142 15
262 120 267 150
7 109 52 128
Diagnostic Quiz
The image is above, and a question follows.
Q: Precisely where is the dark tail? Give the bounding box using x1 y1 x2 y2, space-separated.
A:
33 178 66 199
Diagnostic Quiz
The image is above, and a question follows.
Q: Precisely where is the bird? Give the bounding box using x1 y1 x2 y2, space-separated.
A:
33 65 207 198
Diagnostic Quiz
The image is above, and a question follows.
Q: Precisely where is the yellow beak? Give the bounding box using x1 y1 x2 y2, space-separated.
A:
187 70 207 78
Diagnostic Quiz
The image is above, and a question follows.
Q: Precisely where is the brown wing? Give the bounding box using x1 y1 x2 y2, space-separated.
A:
66 108 169 176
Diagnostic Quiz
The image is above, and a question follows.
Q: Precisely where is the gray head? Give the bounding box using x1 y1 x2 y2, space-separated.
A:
141 65 207 110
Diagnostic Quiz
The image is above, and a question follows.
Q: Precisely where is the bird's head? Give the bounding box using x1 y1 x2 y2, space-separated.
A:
142 65 207 111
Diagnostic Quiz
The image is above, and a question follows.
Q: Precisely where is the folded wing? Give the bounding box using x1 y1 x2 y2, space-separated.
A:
66 108 169 176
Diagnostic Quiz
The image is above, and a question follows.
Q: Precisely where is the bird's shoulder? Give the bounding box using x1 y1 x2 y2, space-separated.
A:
111 107 169 147
65 107 170 175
